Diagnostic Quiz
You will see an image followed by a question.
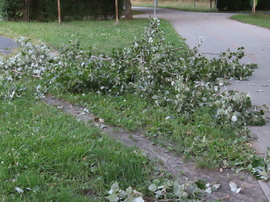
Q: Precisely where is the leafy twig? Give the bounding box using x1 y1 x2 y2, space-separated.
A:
160 47 185 55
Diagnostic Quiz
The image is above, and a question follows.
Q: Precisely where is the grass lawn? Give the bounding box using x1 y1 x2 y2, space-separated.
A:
0 18 185 201
0 88 152 201
231 14 270 30
0 19 183 54
0 20 148 54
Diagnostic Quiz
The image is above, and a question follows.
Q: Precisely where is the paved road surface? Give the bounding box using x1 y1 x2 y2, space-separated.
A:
0 35 18 55
135 7 270 154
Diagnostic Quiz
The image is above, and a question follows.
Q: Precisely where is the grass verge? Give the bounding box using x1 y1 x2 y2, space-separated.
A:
0 19 183 54
231 14 270 30
59 92 258 171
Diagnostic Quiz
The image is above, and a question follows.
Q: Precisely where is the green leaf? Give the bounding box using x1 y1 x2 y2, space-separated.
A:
148 183 157 192
195 180 206 190
108 182 119 195
126 186 133 195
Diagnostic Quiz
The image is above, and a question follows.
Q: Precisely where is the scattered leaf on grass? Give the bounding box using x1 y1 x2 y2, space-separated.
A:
148 183 157 191
108 182 119 195
15 187 24 193
83 108 90 113
204 183 221 194
213 183 221 190
94 117 104 123
133 190 143 196
229 181 241 193
134 197 144 202
57 105 63 109
205 187 212 194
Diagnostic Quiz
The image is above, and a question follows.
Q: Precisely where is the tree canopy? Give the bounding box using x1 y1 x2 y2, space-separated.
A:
0 0 125 22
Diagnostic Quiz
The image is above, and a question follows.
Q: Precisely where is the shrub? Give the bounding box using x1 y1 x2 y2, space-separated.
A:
217 0 270 11
0 0 27 21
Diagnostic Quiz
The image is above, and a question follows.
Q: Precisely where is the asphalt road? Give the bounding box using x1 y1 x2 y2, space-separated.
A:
134 7 270 154
0 35 18 55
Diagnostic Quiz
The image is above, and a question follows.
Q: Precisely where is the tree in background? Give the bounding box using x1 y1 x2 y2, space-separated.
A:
124 0 132 20
0 0 33 21
22 0 33 21
0 0 124 22
251 0 258 13
210 0 213 9
57 0 61 23
217 0 269 11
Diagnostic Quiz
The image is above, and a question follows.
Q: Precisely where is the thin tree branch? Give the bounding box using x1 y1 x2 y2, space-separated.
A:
160 47 185 55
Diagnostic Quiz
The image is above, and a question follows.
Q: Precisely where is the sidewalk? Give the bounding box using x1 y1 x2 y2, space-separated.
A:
0 35 18 55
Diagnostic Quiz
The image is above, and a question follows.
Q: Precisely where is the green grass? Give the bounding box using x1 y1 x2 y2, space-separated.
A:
231 14 270 29
0 80 153 201
132 0 217 12
2 17 259 170
0 19 185 201
58 92 258 171
0 16 265 200
0 19 184 54
0 19 147 54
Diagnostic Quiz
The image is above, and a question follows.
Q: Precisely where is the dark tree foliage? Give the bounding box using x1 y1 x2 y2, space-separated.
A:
0 0 124 22
217 0 270 11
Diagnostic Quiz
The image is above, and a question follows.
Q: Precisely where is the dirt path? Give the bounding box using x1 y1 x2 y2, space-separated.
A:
43 95 268 201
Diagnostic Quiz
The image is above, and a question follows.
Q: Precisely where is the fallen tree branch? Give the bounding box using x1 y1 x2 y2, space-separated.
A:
12 70 42 79
160 47 185 55
144 197 178 202
12 69 24 74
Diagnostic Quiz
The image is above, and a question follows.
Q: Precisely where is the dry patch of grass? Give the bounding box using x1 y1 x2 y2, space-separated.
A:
231 14 270 30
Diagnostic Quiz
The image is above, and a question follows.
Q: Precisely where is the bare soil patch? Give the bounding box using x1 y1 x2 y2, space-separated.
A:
42 95 268 201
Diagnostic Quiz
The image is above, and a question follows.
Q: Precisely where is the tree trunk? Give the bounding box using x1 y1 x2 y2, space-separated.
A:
21 0 33 21
252 0 256 14
115 0 119 24
58 0 61 23
124 0 133 20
